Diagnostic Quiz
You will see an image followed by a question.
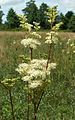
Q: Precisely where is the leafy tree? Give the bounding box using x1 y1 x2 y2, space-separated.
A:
65 11 73 20
68 15 75 31
59 13 67 29
22 0 39 24
60 11 74 30
0 6 4 24
39 3 49 29
6 8 20 29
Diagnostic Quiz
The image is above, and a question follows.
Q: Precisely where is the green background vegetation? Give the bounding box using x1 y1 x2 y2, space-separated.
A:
0 0 75 31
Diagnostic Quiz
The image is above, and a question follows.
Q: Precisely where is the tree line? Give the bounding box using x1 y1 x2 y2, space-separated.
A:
0 0 75 31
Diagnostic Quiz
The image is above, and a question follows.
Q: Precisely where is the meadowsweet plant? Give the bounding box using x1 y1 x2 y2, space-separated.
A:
21 21 41 60
45 6 63 68
16 12 58 120
66 38 75 54
16 19 43 120
46 6 58 28
16 59 56 120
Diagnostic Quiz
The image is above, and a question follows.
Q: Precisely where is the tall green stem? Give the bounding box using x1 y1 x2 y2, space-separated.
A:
30 47 33 60
9 89 15 120
33 90 37 120
46 44 52 69
27 82 30 120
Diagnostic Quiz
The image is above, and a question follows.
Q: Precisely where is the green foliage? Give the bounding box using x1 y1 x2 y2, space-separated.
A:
68 15 75 32
60 11 74 30
58 13 67 29
0 31 75 119
39 3 49 29
22 0 39 24
6 8 20 29
65 11 73 20
0 3 75 31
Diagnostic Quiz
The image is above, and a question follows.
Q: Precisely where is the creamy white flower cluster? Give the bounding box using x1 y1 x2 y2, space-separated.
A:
16 59 56 89
66 39 75 54
21 38 41 49
31 32 41 39
45 31 58 44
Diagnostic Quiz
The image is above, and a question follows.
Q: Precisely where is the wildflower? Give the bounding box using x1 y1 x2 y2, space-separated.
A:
16 59 56 89
24 23 33 32
31 59 47 70
28 69 46 79
16 63 29 75
45 31 58 44
21 38 41 49
31 32 41 39
48 63 57 70
22 76 32 82
73 51 75 53
70 43 74 47
66 39 71 44
45 39 52 44
29 80 42 89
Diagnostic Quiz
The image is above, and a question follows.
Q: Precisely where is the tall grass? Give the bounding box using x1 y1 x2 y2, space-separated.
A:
0 31 75 120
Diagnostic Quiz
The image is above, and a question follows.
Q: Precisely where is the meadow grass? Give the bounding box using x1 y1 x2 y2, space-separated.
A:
0 31 75 120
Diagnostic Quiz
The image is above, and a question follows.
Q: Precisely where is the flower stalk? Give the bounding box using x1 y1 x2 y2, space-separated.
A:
27 82 30 120
33 90 37 120
30 47 33 60
9 88 15 120
46 43 52 69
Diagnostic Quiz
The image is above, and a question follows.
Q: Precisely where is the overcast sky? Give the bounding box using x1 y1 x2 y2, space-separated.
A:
0 0 75 22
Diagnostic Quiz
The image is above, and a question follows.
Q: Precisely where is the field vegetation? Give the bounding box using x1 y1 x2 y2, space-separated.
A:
0 31 75 120
0 3 75 120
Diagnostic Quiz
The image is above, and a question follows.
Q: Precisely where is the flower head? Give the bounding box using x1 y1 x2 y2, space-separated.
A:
21 38 41 49
31 32 41 39
45 31 59 44
16 59 56 80
29 80 42 89
16 63 29 75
